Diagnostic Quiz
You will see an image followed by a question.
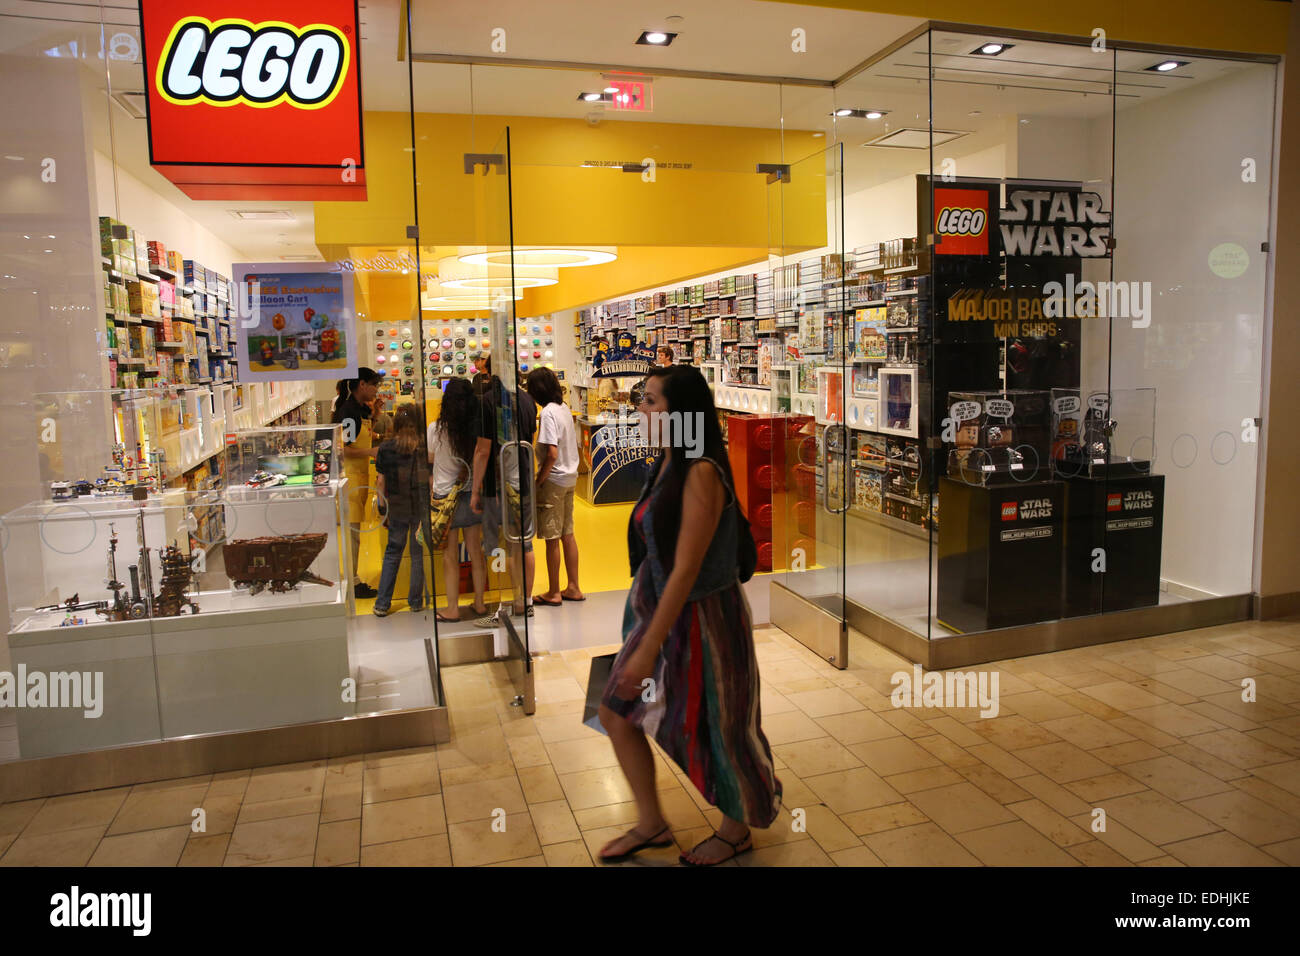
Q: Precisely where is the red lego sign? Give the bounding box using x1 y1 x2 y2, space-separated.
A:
139 0 365 200
934 187 990 256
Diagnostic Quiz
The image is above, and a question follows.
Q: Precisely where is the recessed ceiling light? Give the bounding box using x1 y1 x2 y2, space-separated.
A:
864 111 883 120
578 91 604 102
1147 59 1188 72
831 108 889 120
834 108 852 117
972 42 1014 56
47 234 55 239
603 85 619 94
4 155 22 161
637 31 676 46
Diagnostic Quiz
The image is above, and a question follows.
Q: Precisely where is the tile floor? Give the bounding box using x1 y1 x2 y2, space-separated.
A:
2 617 1299 867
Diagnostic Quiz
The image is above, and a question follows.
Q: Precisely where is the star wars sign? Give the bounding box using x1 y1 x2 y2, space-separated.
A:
1000 189 1111 257
138 0 365 200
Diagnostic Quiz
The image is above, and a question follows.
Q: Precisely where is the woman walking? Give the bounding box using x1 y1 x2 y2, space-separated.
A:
525 367 583 606
373 404 432 616
427 378 488 621
597 365 781 866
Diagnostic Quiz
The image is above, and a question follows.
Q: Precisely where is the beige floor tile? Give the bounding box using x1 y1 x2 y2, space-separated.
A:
865 822 981 866
1153 668 1240 697
998 691 1084 723
1262 837 1300 865
968 743 1036 779
804 766 903 816
1089 740 1165 765
1120 755 1237 802
545 736 621 775
848 736 942 776
759 686 798 715
207 772 251 799
907 782 1018 834
442 775 528 824
1107 715 1181 748
763 710 832 746
102 783 209 836
1185 730 1293 771
1181 790 1300 845
0 799 45 837
1250 759 1300 797
314 819 360 866
558 766 637 811
449 811 544 866
195 794 242 835
0 825 105 866
738 839 834 867
658 788 709 830
88 825 190 866
1102 789 1220 846
529 800 582 845
362 759 441 804
1007 799 1092 847
971 717 1069 755
840 802 929 836
1162 831 1284 867
242 761 327 805
179 833 229 866
1013 742 1114 784
773 737 863 778
360 834 452 866
811 710 902 748
1065 772 1148 802
774 770 819 810
879 709 937 738
129 773 213 794
488 855 547 866
25 788 130 835
883 766 967 794
1161 743 1250 782
832 845 885 866
1230 775 1300 818
1080 681 1169 712
1126 702 1225 738
439 759 518 788
922 715 987 748
748 807 810 848
914 734 981 769
957 820 1080 866
785 687 866 719
1038 714 1137 751
958 764 1033 804
543 839 594 866
1183 702 1262 734
224 813 319 866
1067 840 1134 866
237 794 322 824
517 764 565 804
573 801 640 831
1012 775 1092 817
361 794 447 845
801 804 861 853
1068 813 1163 863
505 735 551 769
320 781 363 824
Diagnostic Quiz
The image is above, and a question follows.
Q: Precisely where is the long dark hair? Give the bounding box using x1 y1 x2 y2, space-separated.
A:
337 367 380 404
437 377 479 463
641 365 736 571
525 366 564 407
392 404 423 457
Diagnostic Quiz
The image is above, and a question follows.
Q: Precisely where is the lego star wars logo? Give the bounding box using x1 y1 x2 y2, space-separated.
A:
1109 490 1153 512
934 188 990 256
157 17 350 109
1018 498 1054 520
1000 189 1111 257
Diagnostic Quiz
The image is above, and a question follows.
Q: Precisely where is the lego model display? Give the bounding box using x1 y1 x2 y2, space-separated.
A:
1051 388 1153 478
224 534 333 595
946 390 1051 485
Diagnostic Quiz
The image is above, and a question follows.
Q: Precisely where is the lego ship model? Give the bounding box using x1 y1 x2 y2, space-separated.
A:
224 534 333 595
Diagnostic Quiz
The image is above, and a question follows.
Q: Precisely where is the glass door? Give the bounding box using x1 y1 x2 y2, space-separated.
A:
766 143 850 667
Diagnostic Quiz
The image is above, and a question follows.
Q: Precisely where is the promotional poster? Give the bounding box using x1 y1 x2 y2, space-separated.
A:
232 263 357 381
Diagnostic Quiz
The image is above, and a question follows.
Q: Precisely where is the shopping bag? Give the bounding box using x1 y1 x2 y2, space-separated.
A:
582 653 617 735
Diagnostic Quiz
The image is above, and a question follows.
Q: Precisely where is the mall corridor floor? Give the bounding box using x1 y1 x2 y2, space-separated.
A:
2 618 1299 867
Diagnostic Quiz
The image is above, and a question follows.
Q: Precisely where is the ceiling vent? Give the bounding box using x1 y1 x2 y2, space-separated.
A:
228 210 296 221
112 91 149 119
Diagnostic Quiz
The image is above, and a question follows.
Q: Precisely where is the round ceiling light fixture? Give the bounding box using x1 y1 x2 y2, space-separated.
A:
458 247 617 268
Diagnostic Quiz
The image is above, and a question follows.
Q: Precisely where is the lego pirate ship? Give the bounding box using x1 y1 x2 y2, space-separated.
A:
224 534 333 595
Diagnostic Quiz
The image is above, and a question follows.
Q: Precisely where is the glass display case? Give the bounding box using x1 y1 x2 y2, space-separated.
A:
878 367 919 437
946 389 1052 486
3 429 351 758
1051 387 1157 479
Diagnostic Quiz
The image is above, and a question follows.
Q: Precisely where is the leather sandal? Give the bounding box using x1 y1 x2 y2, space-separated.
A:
598 824 673 864
679 830 752 866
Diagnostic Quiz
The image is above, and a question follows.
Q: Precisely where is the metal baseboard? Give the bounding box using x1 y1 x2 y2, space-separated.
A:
769 582 848 669
1255 590 1300 620
0 706 449 803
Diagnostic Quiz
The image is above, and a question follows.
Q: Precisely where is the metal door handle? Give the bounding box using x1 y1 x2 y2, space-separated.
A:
499 439 536 543
822 424 850 515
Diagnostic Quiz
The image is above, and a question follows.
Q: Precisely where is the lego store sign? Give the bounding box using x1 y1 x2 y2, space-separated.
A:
934 188 990 256
139 0 365 201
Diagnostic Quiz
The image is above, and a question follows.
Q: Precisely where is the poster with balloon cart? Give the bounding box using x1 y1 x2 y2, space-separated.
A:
232 262 357 381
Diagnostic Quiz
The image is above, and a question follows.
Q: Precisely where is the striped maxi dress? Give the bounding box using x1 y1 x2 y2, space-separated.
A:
601 492 783 828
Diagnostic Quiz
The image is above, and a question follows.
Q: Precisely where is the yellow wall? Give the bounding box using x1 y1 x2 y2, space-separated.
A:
772 0 1290 55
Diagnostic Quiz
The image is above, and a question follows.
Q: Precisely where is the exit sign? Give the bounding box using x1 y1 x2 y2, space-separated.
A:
608 77 652 112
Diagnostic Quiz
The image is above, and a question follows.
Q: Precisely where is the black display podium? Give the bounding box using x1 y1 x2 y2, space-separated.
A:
937 477 1065 633
1063 473 1165 616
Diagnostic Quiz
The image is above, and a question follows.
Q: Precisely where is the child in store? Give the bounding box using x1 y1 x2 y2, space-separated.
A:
372 404 432 616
